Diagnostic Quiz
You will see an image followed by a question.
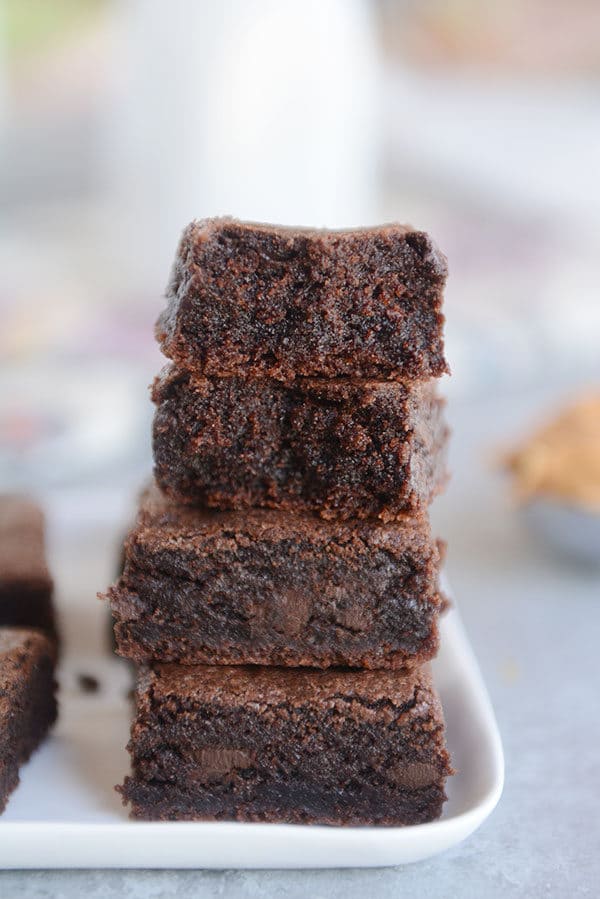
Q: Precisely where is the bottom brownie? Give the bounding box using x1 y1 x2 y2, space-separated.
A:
119 663 452 826
0 628 57 813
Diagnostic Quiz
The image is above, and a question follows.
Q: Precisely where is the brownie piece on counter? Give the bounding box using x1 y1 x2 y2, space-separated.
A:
106 485 446 669
0 496 55 637
156 218 448 382
119 662 452 825
0 628 57 812
152 367 449 520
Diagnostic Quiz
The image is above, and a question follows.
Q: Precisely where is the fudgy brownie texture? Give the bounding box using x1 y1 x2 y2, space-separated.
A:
119 662 452 825
0 628 57 812
152 367 449 520
0 496 56 638
156 218 448 382
106 484 446 669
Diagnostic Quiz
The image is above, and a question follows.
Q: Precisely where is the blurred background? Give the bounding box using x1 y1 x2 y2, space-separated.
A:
0 0 599 526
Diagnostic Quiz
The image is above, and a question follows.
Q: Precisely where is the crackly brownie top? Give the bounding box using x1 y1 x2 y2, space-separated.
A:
141 661 437 712
0 495 50 583
174 217 447 278
129 483 435 558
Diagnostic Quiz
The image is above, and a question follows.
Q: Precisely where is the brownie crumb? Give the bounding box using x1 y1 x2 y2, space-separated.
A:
77 673 100 694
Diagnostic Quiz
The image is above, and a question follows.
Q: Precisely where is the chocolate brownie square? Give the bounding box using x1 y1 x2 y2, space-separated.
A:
152 367 449 520
119 662 452 825
106 484 446 669
156 218 448 382
0 628 57 812
0 496 55 637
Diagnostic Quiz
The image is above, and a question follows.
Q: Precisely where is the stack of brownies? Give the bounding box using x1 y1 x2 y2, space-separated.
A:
108 218 454 825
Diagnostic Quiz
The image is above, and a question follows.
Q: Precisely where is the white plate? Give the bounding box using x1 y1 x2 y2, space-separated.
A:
0 604 503 869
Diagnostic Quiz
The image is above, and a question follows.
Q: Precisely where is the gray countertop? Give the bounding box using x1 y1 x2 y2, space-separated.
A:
2 387 598 898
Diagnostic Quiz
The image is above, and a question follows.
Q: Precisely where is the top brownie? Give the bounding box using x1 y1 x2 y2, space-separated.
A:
156 218 448 381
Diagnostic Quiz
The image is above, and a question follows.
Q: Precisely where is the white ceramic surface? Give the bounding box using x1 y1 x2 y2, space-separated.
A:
0 607 503 869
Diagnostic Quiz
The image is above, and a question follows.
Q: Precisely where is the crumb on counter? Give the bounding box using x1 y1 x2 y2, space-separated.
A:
77 673 100 693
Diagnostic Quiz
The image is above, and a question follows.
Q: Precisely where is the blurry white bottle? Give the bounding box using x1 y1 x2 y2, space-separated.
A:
106 0 381 296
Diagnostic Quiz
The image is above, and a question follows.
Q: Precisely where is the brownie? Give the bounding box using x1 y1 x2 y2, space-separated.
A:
0 628 57 813
0 496 56 637
152 366 449 520
106 485 446 669
119 662 452 825
156 218 448 382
